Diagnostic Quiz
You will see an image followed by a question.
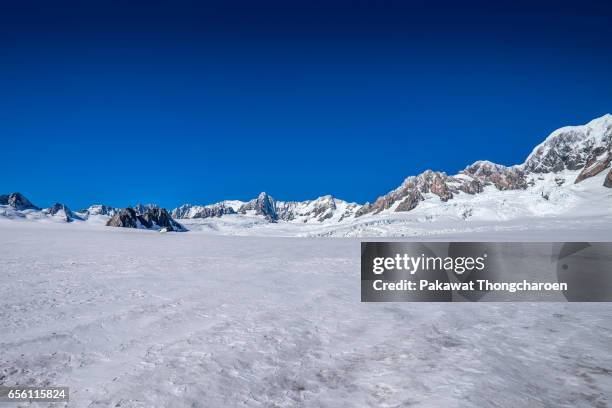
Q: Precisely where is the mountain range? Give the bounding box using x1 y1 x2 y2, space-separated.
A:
1 114 611 235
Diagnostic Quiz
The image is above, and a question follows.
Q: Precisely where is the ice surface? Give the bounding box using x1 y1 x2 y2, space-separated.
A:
1 222 611 407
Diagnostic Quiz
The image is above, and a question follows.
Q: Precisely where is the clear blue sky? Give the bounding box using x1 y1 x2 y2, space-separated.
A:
1 1 611 210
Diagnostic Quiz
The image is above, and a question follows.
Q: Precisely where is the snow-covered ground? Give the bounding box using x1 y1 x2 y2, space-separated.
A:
1 222 611 407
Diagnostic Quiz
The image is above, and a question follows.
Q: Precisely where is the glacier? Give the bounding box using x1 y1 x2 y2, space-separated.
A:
1 222 611 407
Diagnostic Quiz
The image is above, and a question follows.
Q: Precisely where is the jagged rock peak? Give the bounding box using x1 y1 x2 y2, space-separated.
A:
172 202 236 219
79 204 117 217
44 203 79 222
133 203 160 216
523 114 612 173
462 161 527 190
355 169 485 217
106 208 141 228
238 192 278 222
139 208 186 231
0 192 39 210
395 189 424 212
274 195 348 222
107 207 185 231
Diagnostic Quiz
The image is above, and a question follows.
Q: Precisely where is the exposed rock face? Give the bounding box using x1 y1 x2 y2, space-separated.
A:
133 203 160 216
173 194 358 223
395 189 424 212
523 114 612 173
574 149 610 183
80 204 117 217
356 170 485 216
355 116 611 217
6 115 612 226
238 192 278 222
417 170 454 201
139 208 185 231
605 169 612 188
44 203 79 222
462 161 527 190
275 195 348 222
457 178 484 194
107 208 141 228
303 196 337 221
0 192 39 210
172 203 236 219
107 207 185 231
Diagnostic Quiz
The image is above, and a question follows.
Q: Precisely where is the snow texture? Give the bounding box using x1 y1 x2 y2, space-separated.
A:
1 222 611 407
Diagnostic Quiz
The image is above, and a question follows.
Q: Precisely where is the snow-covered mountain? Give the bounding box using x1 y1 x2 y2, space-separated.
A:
524 114 612 174
78 204 117 217
352 114 611 219
172 192 361 225
173 114 611 228
133 203 160 215
275 195 360 223
42 203 81 222
172 202 237 220
2 114 611 235
0 192 39 211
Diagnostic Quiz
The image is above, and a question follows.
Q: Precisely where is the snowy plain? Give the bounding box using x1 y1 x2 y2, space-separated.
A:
1 220 612 407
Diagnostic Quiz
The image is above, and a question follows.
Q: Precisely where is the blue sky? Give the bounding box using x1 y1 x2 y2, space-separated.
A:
1 1 611 210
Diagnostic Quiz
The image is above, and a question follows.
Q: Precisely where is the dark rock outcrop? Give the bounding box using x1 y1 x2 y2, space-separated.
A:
44 203 79 222
139 208 185 231
574 150 610 184
395 189 424 212
107 208 141 228
107 207 185 231
604 169 612 188
238 192 278 222
0 192 39 210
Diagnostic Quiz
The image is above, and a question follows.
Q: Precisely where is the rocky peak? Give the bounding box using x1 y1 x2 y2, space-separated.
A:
81 204 117 217
172 203 236 219
275 195 344 222
139 208 185 231
462 161 527 190
413 170 454 201
308 195 338 219
107 207 185 231
133 203 160 216
44 203 79 222
395 189 424 212
355 170 484 217
106 208 141 228
0 192 39 210
523 114 612 173
238 192 278 222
